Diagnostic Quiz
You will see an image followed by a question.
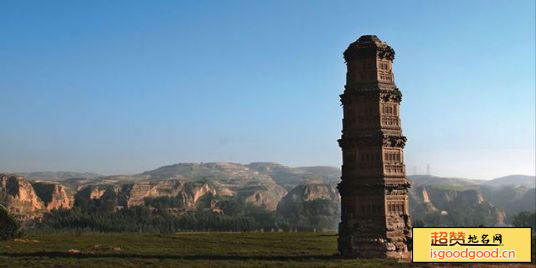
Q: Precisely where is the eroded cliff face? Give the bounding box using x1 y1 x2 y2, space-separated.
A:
277 183 340 230
125 180 286 212
414 186 439 212
0 175 46 218
234 183 287 211
176 181 220 211
410 185 506 226
122 180 185 207
118 180 230 211
69 178 287 214
73 184 121 211
1 170 515 227
32 182 74 210
302 184 340 202
279 184 340 204
415 187 490 211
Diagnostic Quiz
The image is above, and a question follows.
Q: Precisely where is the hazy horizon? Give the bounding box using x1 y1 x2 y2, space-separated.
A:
3 161 535 182
1 1 535 180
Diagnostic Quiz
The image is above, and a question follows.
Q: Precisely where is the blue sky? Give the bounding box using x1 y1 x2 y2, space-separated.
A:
0 0 534 179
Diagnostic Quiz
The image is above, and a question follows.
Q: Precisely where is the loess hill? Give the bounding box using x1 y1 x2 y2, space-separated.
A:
0 163 534 228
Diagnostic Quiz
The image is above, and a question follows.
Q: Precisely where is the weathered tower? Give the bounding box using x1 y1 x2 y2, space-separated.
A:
337 35 412 259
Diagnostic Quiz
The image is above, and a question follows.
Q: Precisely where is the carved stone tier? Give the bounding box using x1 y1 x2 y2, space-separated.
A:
338 180 410 193
382 135 407 148
340 89 402 105
338 132 407 149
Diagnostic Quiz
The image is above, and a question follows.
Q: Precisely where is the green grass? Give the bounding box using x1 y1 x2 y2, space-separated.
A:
0 232 534 267
0 232 398 267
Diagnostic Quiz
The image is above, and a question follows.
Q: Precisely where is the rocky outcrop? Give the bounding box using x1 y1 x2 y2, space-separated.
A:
176 181 220 210
71 179 285 213
121 180 185 207
75 185 118 201
480 186 536 220
73 184 121 212
277 183 340 230
410 185 506 226
234 183 287 211
119 180 231 210
410 186 439 212
32 182 74 210
0 175 46 219
2 164 531 229
279 183 340 204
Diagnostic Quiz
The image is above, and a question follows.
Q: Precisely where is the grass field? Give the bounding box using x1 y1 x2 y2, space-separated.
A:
0 232 533 267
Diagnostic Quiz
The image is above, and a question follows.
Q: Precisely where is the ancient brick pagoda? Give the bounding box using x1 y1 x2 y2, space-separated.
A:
337 35 412 259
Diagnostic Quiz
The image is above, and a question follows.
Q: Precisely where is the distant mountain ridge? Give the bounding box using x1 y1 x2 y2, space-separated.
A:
246 162 340 188
408 175 483 189
11 165 533 189
13 171 102 181
408 175 535 189
481 175 535 189
137 162 341 188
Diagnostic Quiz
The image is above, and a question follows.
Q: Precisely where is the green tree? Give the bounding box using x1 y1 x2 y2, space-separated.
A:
512 211 536 229
0 204 21 240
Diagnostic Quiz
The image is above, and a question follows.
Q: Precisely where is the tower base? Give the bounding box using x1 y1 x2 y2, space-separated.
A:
338 223 412 260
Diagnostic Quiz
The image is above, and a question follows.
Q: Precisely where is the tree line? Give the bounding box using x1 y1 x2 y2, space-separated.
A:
28 194 336 233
